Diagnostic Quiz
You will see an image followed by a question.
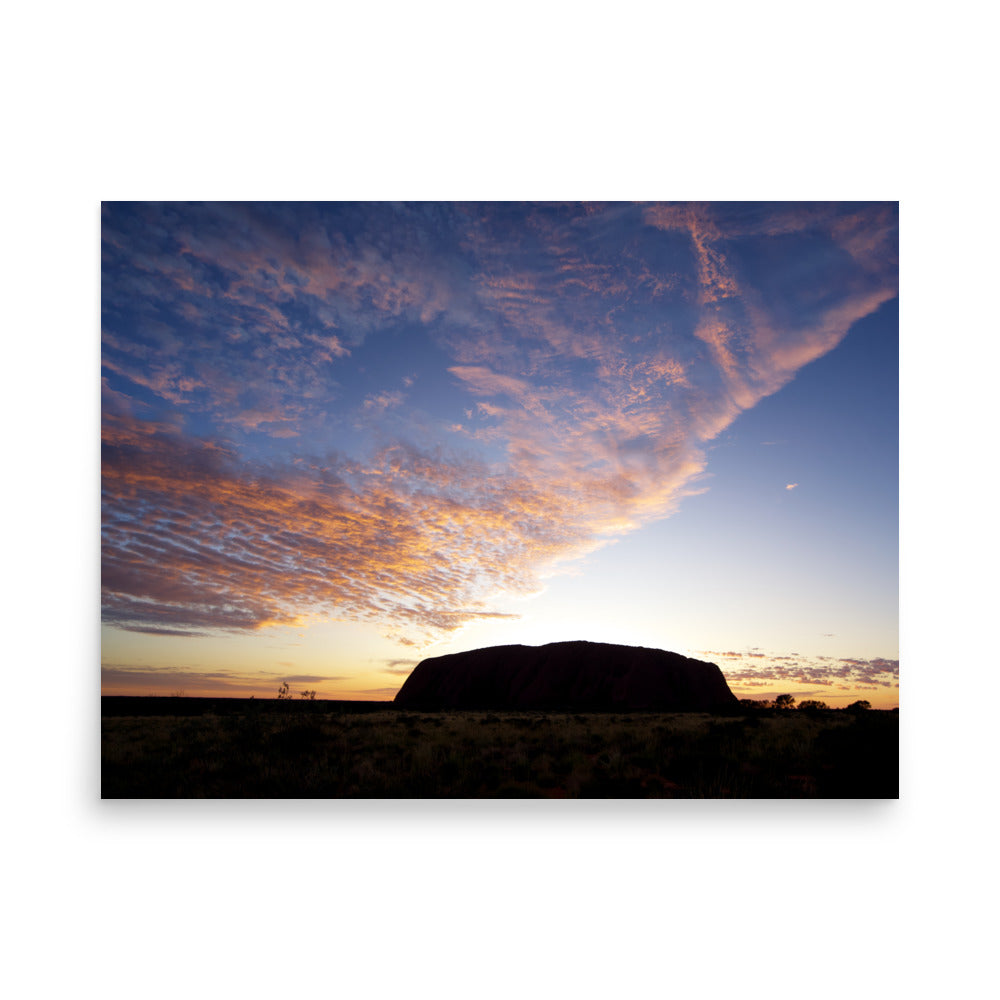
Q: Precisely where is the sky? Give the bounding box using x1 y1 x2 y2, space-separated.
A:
101 201 898 707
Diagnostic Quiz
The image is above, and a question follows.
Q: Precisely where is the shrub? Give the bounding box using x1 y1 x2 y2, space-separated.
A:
773 694 796 709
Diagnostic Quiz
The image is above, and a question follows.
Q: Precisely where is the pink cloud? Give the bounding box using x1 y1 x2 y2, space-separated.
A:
362 391 405 414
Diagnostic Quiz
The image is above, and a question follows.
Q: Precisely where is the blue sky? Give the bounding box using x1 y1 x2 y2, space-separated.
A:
101 201 898 704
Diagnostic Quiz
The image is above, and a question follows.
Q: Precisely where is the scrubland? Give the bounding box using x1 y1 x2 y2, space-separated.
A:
101 699 897 798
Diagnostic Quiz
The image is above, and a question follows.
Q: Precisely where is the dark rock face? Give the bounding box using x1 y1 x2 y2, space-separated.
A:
393 640 738 711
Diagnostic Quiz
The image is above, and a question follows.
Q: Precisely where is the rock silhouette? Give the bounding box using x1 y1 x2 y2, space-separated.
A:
393 640 738 711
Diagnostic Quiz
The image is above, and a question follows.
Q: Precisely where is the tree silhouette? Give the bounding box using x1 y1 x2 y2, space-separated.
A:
845 699 872 712
773 693 796 709
798 699 829 710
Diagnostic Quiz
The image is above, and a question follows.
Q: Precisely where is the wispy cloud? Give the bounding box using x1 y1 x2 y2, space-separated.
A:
381 659 419 676
103 409 550 641
363 390 406 414
100 663 348 697
698 649 900 692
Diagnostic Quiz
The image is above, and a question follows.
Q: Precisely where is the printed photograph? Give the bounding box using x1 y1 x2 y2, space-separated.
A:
101 201 898 797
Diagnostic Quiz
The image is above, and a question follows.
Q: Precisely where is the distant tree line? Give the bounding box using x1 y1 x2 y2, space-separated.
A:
738 696 873 712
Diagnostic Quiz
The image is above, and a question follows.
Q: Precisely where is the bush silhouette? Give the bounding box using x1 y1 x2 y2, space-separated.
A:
798 700 829 711
773 694 796 709
845 699 871 712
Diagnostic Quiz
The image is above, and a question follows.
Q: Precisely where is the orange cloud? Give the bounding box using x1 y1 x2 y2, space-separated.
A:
102 410 598 643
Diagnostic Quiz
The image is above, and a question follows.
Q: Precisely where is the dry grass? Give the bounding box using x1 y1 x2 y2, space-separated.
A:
101 703 898 798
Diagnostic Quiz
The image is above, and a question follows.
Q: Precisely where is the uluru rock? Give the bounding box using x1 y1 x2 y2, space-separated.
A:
393 640 738 711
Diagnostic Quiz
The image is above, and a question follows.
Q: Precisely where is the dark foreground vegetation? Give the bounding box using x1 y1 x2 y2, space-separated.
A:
102 697 897 798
